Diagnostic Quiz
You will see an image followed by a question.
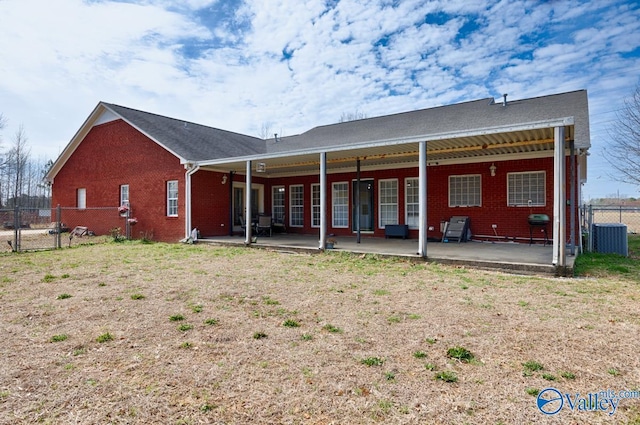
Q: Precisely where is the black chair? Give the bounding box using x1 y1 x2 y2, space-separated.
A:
256 215 272 237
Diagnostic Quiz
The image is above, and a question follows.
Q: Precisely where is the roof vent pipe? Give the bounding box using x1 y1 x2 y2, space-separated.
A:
502 94 508 107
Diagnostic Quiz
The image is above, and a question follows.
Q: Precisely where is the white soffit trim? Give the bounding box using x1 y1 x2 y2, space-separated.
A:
94 109 119 126
198 117 575 167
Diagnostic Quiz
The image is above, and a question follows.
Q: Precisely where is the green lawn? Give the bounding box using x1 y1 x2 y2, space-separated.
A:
575 234 640 281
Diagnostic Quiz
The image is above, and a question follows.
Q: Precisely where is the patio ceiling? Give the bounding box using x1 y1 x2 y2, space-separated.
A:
198 122 574 178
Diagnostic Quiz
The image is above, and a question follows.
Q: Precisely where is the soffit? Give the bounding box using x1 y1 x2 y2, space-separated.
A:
199 125 573 177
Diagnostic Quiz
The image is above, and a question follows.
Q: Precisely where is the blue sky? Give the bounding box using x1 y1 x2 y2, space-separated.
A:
0 0 639 200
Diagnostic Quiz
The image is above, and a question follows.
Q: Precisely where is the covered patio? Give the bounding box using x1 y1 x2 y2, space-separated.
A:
200 234 575 276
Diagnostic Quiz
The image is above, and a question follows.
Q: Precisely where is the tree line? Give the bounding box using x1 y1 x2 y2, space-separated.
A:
0 113 53 210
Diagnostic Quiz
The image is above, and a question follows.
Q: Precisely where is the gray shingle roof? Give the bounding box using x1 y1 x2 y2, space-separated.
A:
267 90 589 153
103 103 267 162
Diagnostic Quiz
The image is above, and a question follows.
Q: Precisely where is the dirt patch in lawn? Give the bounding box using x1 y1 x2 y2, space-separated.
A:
0 243 639 424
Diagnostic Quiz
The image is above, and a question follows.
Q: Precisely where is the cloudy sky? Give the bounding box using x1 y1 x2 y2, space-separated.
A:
0 0 639 199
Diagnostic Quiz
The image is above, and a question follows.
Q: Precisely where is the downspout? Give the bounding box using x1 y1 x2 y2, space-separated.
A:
185 163 200 239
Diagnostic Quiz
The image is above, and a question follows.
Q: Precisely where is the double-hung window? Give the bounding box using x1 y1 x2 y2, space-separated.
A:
332 182 349 228
405 178 419 229
507 171 545 206
449 175 481 207
167 180 178 217
311 184 320 228
379 179 398 228
120 184 129 207
272 186 285 223
77 188 86 210
289 185 304 227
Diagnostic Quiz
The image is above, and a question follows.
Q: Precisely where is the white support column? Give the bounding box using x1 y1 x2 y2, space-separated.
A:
319 152 327 250
418 141 427 257
245 160 252 245
552 127 566 266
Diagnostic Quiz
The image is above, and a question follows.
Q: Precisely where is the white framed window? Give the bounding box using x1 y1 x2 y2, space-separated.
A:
77 188 86 210
449 175 481 207
272 186 285 223
378 179 398 228
332 182 349 228
167 180 178 217
289 185 304 227
507 171 546 206
405 178 419 229
311 184 320 228
120 184 129 207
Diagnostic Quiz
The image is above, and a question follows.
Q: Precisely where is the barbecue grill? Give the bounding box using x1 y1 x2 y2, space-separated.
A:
528 214 550 245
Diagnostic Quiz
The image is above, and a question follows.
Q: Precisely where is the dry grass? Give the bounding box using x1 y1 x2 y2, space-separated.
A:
1 242 639 424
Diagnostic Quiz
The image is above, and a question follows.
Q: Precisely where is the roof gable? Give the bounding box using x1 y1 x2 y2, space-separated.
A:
47 102 266 181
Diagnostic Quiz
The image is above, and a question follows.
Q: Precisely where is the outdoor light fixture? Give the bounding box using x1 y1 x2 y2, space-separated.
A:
221 175 228 185
489 163 496 177
256 162 266 172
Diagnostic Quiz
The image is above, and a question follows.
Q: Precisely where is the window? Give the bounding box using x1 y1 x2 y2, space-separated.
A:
272 186 285 223
311 184 320 228
405 178 419 229
379 179 398 228
167 180 178 216
449 175 481 207
77 188 86 209
289 185 304 227
508 171 546 206
332 182 349 228
120 184 129 207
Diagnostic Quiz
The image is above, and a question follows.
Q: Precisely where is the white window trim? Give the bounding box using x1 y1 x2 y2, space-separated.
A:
272 185 285 221
77 188 86 210
332 181 349 229
167 180 178 217
507 170 546 207
289 184 304 228
378 178 398 229
311 183 320 228
405 177 419 229
448 174 482 207
120 184 129 207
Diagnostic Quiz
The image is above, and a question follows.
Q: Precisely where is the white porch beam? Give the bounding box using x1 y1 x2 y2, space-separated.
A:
245 160 252 245
418 141 427 257
319 152 327 250
552 127 566 266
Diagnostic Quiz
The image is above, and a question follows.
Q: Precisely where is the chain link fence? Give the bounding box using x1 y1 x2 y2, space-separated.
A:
2 206 128 252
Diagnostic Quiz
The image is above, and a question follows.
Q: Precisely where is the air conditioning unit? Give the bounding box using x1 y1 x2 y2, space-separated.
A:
592 223 628 256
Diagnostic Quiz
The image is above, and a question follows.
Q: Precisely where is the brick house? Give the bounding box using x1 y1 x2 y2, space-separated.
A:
46 90 590 267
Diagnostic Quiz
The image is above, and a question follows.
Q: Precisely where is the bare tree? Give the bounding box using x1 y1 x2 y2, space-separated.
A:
258 121 274 140
5 125 31 206
605 84 640 188
339 109 367 123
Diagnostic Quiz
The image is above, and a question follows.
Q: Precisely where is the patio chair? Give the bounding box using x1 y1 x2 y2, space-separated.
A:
239 215 247 236
256 215 272 237
272 214 286 233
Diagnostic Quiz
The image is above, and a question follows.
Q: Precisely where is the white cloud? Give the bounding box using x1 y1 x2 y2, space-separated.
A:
0 0 639 197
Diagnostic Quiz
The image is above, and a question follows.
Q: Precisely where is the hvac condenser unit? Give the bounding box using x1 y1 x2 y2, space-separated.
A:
592 223 628 256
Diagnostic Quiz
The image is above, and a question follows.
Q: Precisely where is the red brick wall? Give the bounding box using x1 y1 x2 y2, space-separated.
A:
51 119 185 241
257 156 578 242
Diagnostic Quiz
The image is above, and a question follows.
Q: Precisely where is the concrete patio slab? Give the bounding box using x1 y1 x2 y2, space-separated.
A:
200 234 576 276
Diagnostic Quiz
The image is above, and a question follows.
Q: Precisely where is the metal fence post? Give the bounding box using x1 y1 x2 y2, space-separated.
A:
56 205 62 249
13 206 19 252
